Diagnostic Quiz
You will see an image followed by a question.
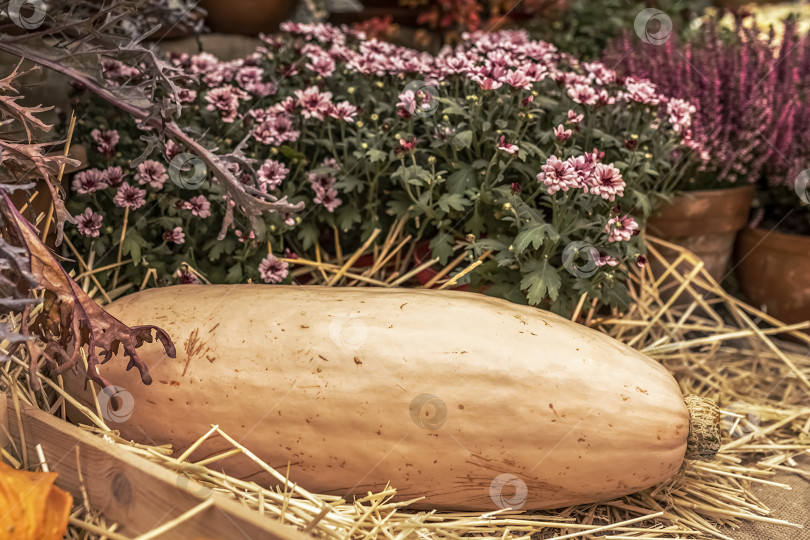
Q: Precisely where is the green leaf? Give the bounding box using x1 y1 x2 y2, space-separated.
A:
446 166 476 194
337 174 365 193
520 141 546 160
513 223 559 254
452 130 473 151
206 238 226 261
297 223 319 250
534 96 559 109
121 229 148 264
226 262 243 283
520 260 561 305
336 205 361 231
367 149 387 163
278 145 306 160
386 198 412 217
474 238 508 252
438 97 466 116
437 193 468 212
429 234 454 265
392 165 431 186
465 211 485 236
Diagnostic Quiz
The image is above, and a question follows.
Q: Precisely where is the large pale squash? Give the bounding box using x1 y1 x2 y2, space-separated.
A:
66 285 718 510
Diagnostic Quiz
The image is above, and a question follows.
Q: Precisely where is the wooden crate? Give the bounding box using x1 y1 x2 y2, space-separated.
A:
1 393 309 539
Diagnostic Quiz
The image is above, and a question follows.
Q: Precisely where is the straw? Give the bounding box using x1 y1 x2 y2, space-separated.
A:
2 226 809 539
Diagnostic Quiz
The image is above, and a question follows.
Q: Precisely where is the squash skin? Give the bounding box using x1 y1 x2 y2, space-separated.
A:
66 285 689 510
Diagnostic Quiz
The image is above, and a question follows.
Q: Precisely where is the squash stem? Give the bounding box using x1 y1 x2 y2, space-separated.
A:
684 395 721 461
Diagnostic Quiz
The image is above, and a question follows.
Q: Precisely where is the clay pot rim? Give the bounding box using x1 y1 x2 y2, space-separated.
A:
737 226 810 256
669 183 755 200
647 183 754 238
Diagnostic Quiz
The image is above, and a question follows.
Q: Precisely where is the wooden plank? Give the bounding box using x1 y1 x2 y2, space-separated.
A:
1 393 310 540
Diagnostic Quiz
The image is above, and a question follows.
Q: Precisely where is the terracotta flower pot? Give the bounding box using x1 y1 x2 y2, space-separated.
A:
199 0 298 35
734 228 810 324
646 184 754 282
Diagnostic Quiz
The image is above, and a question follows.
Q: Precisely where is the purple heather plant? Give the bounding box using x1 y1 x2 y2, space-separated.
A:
605 16 810 233
66 22 700 314
605 16 809 190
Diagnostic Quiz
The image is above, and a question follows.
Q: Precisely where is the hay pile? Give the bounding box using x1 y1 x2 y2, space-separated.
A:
1 226 808 539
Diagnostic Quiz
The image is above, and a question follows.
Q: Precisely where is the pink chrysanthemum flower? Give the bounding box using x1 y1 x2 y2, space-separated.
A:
583 62 617 85
502 69 532 90
474 76 503 90
102 166 125 187
165 140 182 162
565 155 594 187
258 253 289 284
101 59 140 83
623 79 660 106
235 66 263 90
306 55 336 78
183 195 211 218
189 52 219 74
234 230 255 244
257 159 289 191
91 129 119 157
163 226 185 245
72 169 107 194
328 101 358 122
205 85 248 123
135 160 168 189
253 114 300 146
553 124 572 142
567 110 584 124
636 255 648 268
594 252 619 267
396 89 416 115
497 135 519 154
177 88 197 103
294 86 333 120
586 163 626 201
174 267 200 284
76 208 102 237
537 156 578 194
605 214 639 242
398 138 417 153
313 186 342 212
322 157 340 171
113 182 146 209
567 84 598 106
665 98 696 133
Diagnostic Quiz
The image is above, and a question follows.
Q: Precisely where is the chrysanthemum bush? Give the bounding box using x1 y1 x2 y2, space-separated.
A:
67 23 701 314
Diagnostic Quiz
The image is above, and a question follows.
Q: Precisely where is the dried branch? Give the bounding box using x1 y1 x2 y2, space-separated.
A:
0 0 304 236
1 191 176 389
0 42 175 389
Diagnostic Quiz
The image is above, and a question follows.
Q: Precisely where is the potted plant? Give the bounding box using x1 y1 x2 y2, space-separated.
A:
604 16 793 281
735 181 810 324
66 22 697 316
729 16 810 325
199 0 299 35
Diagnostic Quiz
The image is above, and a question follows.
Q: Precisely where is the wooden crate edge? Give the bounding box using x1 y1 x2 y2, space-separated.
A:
1 392 311 540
